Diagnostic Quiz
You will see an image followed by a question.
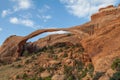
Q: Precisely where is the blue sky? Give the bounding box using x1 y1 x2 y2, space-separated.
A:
0 0 120 45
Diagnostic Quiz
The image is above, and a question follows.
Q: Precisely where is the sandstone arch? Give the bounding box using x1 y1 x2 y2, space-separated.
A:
0 28 88 61
16 28 89 56
16 28 70 57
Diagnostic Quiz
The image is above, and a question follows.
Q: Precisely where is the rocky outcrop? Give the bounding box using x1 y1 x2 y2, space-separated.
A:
82 5 120 72
91 5 120 21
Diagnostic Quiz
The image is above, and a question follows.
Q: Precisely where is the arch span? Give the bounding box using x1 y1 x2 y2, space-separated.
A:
16 28 73 57
0 28 88 59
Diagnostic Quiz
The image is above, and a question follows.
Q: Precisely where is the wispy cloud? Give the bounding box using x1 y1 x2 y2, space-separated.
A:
1 0 33 18
37 15 52 22
9 17 37 29
0 28 2 32
60 0 118 18
12 0 33 11
1 9 11 18
38 5 51 14
37 5 52 22
19 13 33 19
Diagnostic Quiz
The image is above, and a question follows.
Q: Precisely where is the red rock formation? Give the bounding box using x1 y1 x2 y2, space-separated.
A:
0 5 120 74
0 28 88 61
82 5 120 72
91 5 120 21
99 5 114 12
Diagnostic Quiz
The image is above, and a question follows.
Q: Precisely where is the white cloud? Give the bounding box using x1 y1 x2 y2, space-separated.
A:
38 5 51 14
0 28 2 32
37 15 52 22
1 10 11 17
37 5 52 22
10 17 19 24
12 0 33 11
22 19 34 27
1 0 33 18
19 13 32 19
10 17 37 29
60 0 118 18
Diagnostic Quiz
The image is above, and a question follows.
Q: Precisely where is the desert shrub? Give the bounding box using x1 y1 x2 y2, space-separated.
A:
88 63 94 77
24 59 31 64
43 76 51 80
93 72 105 80
80 68 88 78
77 48 84 54
111 58 120 71
31 55 37 60
0 60 7 65
25 77 43 80
46 66 57 72
22 73 28 79
16 75 20 79
22 50 30 57
66 33 72 36
38 47 47 52
48 53 53 58
38 77 43 80
58 48 63 52
74 60 84 71
47 46 54 54
110 71 120 80
54 43 67 48
39 67 45 72
16 58 21 61
64 65 74 76
110 58 120 80
52 55 58 60
63 52 68 58
15 64 23 68
67 75 75 80
48 54 58 60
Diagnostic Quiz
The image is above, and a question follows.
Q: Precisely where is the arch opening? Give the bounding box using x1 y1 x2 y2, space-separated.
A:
19 30 72 56
27 30 70 43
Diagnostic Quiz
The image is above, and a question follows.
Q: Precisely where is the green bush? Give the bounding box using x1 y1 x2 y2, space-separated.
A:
110 71 120 80
67 75 75 80
111 58 120 71
23 50 30 57
88 63 94 77
74 60 84 71
39 67 45 72
22 73 28 79
63 53 68 58
67 33 72 36
64 65 74 76
15 64 23 68
58 48 63 52
16 75 20 79
24 77 43 80
80 68 88 78
93 72 105 80
43 76 51 80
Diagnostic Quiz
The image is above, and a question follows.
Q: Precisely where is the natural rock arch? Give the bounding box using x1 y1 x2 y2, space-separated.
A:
15 28 88 57
0 27 88 62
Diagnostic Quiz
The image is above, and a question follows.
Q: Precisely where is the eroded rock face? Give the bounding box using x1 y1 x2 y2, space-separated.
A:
0 35 23 62
81 5 120 72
